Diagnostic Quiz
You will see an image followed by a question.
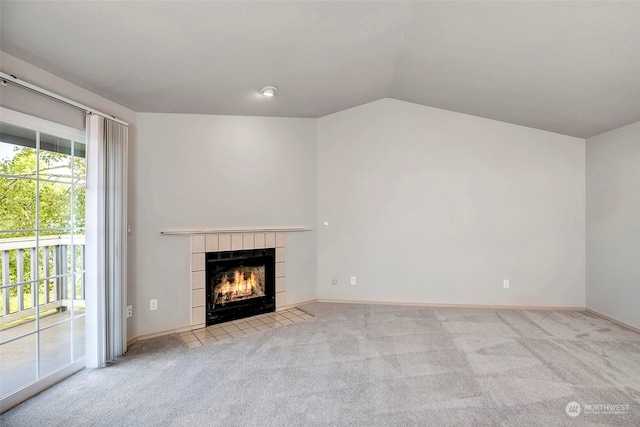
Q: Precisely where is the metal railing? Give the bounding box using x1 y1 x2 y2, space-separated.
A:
0 235 85 327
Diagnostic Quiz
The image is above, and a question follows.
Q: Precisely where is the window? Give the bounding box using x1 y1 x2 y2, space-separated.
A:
0 109 86 400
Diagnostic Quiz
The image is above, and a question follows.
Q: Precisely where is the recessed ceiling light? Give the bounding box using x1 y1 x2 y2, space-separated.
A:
259 86 278 97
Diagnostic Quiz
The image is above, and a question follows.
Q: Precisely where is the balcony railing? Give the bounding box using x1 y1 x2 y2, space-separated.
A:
0 235 85 328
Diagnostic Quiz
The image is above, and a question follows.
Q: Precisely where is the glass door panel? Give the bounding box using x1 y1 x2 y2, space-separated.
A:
0 114 86 400
39 321 71 377
0 334 37 396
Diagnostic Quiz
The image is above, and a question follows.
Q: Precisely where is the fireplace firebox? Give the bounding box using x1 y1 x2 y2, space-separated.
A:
206 248 275 325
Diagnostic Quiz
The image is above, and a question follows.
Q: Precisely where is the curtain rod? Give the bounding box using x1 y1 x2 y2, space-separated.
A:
0 71 129 126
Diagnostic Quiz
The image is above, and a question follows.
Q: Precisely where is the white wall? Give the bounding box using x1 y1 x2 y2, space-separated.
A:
317 99 585 307
586 121 640 329
131 113 317 338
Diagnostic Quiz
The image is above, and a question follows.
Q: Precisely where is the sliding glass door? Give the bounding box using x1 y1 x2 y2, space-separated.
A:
0 109 86 399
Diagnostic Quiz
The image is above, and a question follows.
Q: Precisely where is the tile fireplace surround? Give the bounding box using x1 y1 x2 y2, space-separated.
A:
188 231 289 330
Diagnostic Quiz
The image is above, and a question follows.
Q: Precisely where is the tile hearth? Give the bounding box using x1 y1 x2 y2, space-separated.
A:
178 307 314 348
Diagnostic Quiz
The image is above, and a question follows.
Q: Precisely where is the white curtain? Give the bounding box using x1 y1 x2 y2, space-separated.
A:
85 114 128 367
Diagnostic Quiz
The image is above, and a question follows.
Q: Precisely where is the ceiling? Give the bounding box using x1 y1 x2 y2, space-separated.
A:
1 1 639 138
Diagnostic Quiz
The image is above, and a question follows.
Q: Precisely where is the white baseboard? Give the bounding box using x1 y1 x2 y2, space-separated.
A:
315 298 585 311
585 309 640 334
280 299 317 311
127 325 192 347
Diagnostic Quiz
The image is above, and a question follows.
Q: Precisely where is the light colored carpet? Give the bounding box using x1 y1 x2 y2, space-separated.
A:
2 302 639 426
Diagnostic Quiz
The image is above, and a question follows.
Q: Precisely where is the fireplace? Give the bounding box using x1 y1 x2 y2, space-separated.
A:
206 248 275 325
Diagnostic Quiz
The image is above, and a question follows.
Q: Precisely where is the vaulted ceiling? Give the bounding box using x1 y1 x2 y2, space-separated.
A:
1 1 639 138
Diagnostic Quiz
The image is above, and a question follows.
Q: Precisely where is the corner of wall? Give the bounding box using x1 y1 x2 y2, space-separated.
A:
585 120 640 329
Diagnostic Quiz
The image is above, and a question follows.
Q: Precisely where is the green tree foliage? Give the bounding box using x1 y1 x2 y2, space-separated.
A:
1 147 86 235
0 145 85 315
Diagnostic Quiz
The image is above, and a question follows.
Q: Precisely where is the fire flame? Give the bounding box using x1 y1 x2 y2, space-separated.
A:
220 270 256 297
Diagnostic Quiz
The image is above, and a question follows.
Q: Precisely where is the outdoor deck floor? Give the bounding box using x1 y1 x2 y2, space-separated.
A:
0 310 85 397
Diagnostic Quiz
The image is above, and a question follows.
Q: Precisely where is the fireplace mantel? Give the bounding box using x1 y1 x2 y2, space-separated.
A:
161 226 311 235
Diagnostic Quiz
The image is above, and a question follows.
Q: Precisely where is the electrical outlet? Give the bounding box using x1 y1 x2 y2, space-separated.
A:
126 305 133 318
331 276 337 286
350 276 357 285
150 299 158 311
503 279 510 289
